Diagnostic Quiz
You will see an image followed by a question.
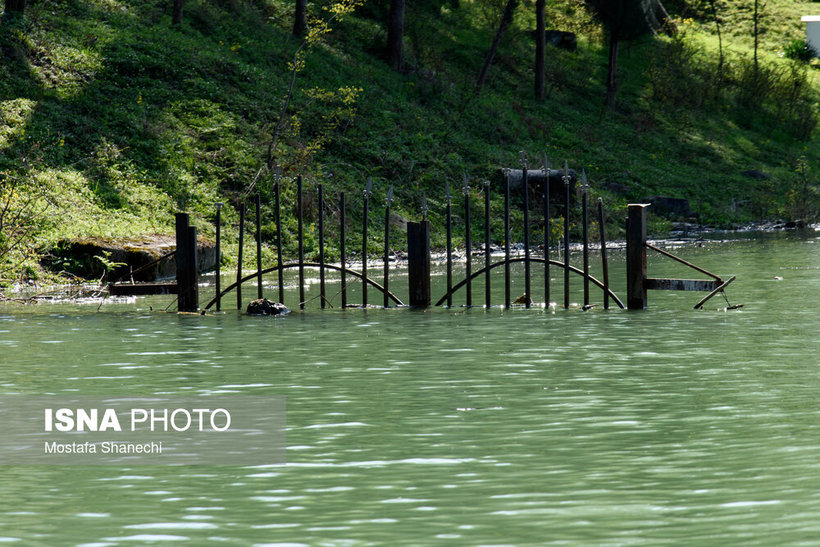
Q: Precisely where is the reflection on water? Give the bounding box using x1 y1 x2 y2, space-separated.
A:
1 233 819 544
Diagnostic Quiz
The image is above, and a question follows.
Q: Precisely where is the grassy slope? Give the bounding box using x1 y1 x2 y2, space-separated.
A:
0 0 818 283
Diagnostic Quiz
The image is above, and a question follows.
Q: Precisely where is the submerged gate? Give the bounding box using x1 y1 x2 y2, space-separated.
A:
117 160 734 314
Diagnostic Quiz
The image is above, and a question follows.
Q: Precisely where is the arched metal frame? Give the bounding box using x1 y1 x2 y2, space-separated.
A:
203 262 404 311
434 257 625 309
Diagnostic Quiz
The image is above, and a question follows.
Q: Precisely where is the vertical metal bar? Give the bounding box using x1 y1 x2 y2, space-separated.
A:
504 173 511 309
362 179 371 308
340 192 347 309
563 162 570 310
484 180 491 308
543 156 550 306
445 183 453 308
581 170 589 308
521 153 531 308
597 197 610 310
463 176 472 306
319 184 326 309
175 212 197 312
237 203 245 310
215 203 222 311
275 179 284 305
255 193 263 300
407 221 431 307
297 176 305 310
383 185 393 308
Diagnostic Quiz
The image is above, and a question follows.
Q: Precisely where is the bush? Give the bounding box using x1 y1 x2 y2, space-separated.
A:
784 39 817 63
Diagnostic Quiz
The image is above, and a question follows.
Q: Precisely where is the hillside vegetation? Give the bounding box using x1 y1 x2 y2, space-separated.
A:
0 0 818 285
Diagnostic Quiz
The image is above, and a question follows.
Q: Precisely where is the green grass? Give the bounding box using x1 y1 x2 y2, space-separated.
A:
0 0 818 285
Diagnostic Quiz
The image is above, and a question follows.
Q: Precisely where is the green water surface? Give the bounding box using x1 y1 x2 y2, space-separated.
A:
1 231 819 545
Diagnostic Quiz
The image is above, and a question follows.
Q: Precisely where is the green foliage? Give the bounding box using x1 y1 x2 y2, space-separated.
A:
784 39 817 63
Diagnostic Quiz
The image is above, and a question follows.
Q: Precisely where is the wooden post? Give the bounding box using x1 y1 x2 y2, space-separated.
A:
463 179 472 306
215 203 222 311
175 213 198 312
362 181 371 307
407 221 431 307
581 172 589 308
543 160 550 306
563 164 571 309
626 204 649 310
383 185 393 308
237 204 245 310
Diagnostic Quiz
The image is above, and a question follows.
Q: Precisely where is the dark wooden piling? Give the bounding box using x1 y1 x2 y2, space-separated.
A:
275 179 284 305
383 185 393 308
255 193 263 300
319 184 326 309
581 172 589 308
598 198 610 310
463 177 472 306
340 192 347 308
542 156 550 306
626 204 649 310
407 221 431 307
297 176 305 310
445 183 453 307
504 173 511 309
237 203 245 310
215 203 222 311
175 212 198 312
362 180 371 307
522 155 531 308
563 163 570 309
484 180 491 308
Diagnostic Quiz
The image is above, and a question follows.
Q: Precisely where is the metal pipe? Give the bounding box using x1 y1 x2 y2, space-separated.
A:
597 197 610 310
484 180 491 308
340 192 347 308
563 161 570 309
237 202 245 310
463 175 472 306
521 153 531 308
362 178 372 307
319 184 326 309
543 155 550 307
383 185 393 308
275 178 284 304
581 170 589 308
504 173 511 309
446 182 453 308
255 193 263 300
215 202 222 311
297 175 305 309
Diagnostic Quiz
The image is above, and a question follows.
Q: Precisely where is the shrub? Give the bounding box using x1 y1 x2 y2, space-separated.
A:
784 39 817 63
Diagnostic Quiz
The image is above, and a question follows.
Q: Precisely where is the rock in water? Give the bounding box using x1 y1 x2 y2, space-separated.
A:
246 298 290 316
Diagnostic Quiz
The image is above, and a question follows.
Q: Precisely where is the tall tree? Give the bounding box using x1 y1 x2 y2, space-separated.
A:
172 0 184 26
476 0 518 91
584 0 653 107
293 0 307 37
386 0 405 71
535 0 546 101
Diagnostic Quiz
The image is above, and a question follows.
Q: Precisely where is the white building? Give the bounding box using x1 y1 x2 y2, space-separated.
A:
802 15 820 57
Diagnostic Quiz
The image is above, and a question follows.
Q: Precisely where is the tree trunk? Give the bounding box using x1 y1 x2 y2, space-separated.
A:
534 0 545 101
476 0 518 91
293 0 307 37
172 0 184 26
605 34 619 107
753 0 759 73
4 0 26 15
386 0 405 71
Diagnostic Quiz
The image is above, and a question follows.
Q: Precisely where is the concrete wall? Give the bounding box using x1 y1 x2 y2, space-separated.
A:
803 16 820 57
